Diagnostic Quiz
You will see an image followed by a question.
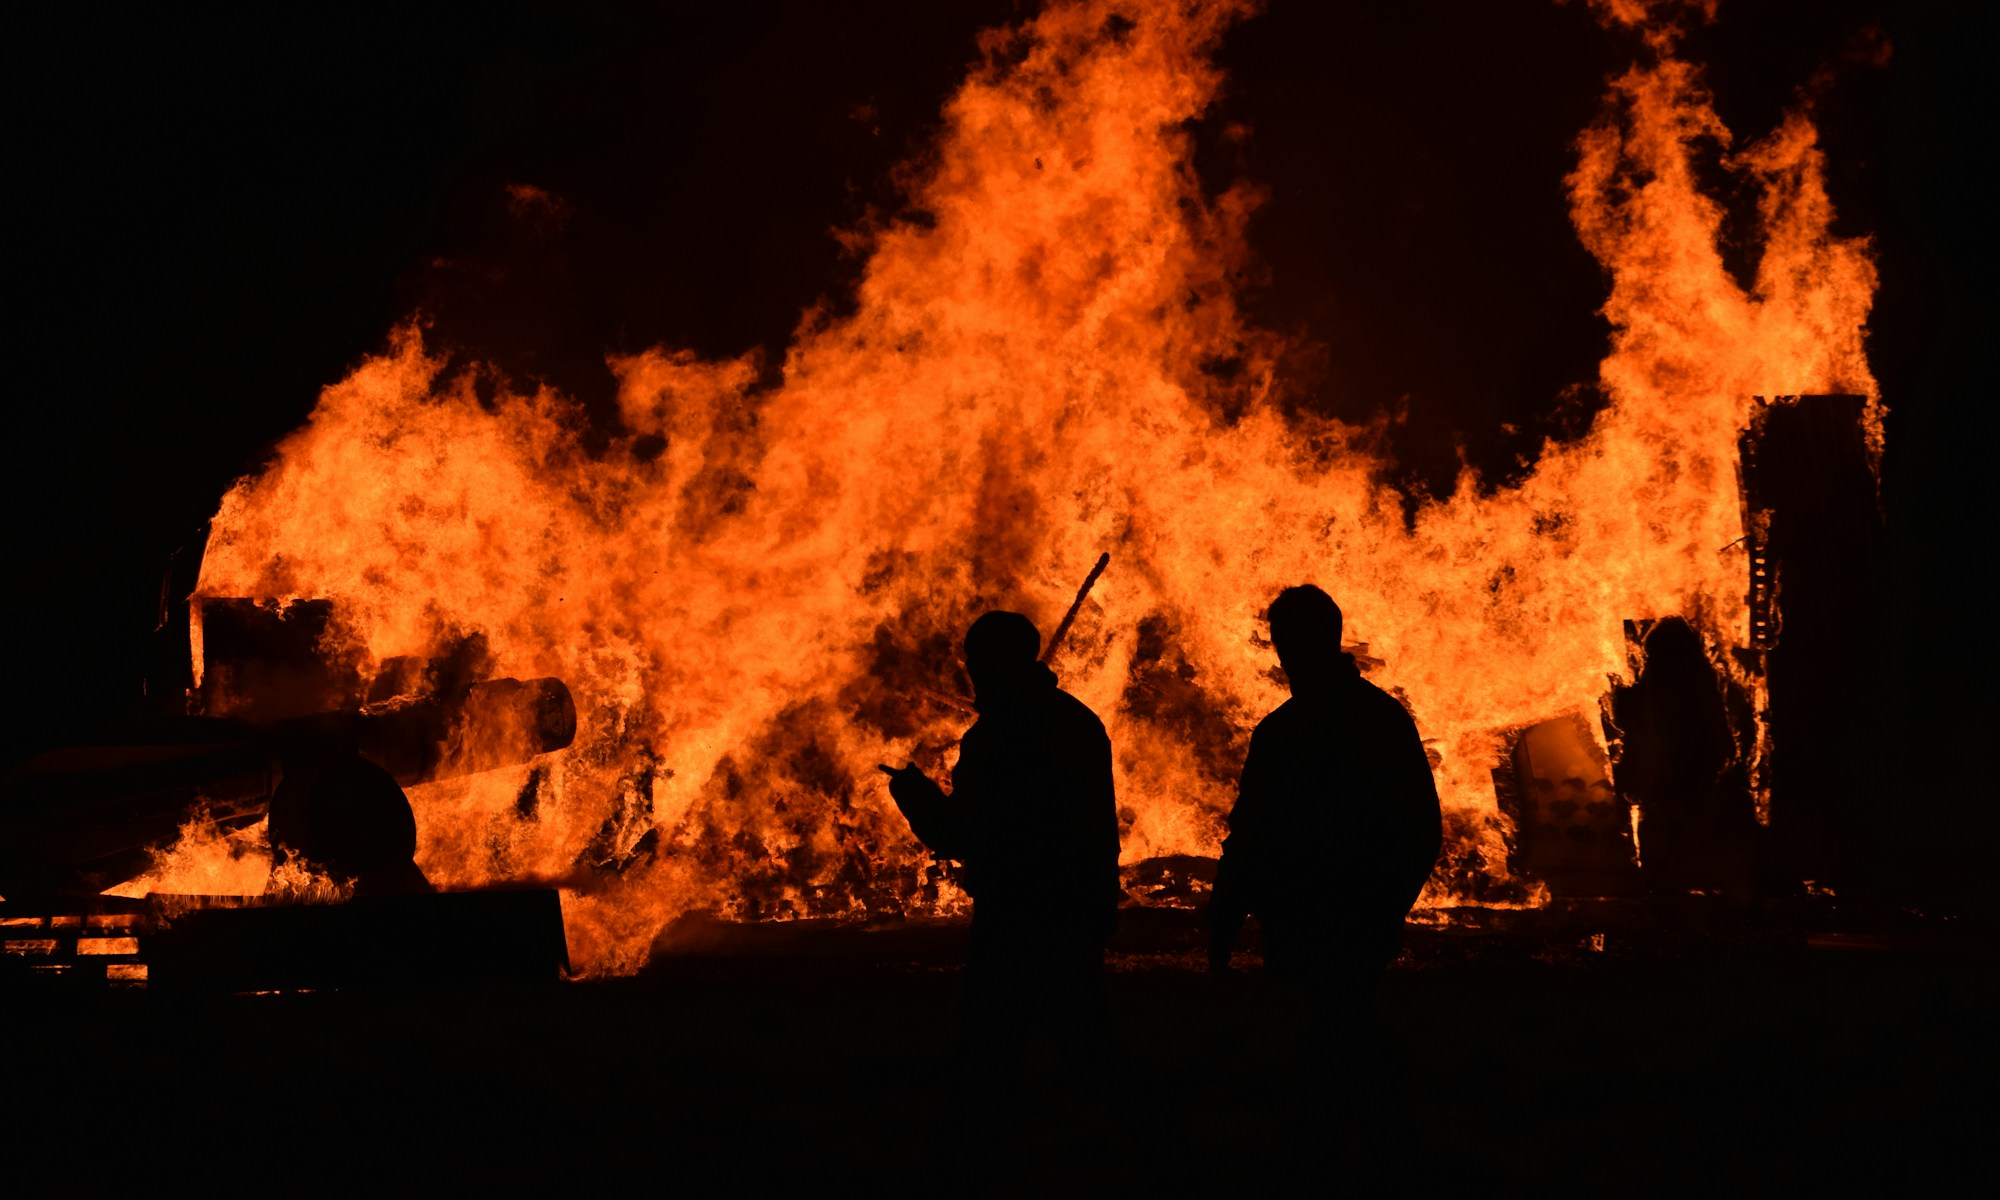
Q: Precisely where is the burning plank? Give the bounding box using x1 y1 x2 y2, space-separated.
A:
1 596 576 899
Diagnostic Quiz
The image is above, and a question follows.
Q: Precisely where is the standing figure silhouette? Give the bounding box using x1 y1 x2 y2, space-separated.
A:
882 610 1121 1082
1208 585 1441 1021
1612 617 1755 894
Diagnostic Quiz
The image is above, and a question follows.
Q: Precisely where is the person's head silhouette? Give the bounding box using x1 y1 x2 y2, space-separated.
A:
964 610 1043 701
1641 616 1708 678
1267 584 1346 692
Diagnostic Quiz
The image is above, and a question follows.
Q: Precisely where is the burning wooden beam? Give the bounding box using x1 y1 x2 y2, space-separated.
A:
1 673 576 898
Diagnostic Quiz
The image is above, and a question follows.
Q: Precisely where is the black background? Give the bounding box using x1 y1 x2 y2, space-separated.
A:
7 2 1987 862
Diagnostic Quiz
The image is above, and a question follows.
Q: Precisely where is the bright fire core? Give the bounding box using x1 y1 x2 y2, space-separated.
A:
137 0 1879 974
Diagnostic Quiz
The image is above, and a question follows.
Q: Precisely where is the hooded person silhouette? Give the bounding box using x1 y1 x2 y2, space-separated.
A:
881 610 1121 1072
1207 586 1441 1013
1611 617 1755 893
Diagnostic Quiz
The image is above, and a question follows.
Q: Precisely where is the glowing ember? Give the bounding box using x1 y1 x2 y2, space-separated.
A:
143 0 1876 974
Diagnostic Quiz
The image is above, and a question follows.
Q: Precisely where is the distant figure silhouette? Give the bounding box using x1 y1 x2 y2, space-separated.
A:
1208 585 1441 1011
268 730 433 896
1612 618 1754 893
882 611 1121 1072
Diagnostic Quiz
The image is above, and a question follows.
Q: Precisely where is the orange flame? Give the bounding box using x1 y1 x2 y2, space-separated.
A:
160 0 1876 974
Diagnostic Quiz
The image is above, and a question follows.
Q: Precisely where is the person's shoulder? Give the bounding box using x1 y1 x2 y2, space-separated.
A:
1249 696 1319 748
1252 696 1304 734
961 710 996 744
1049 686 1110 740
1354 677 1419 727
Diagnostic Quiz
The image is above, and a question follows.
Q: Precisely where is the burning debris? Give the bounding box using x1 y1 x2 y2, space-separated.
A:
0 594 575 904
0 585 577 986
1496 712 1635 894
9 0 1885 977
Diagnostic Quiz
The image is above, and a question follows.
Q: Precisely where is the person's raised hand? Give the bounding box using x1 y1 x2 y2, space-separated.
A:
877 762 943 807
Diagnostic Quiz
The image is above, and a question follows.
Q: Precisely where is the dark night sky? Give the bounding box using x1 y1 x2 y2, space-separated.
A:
6 1 1985 776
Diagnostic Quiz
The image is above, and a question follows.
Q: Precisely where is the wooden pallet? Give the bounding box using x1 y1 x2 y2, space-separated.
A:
1 909 150 984
2 889 567 990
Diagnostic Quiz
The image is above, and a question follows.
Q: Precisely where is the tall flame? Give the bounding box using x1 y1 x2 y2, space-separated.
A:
165 0 1877 973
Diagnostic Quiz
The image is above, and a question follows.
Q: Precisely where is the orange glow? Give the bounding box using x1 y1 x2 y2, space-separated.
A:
76 937 141 955
107 808 274 899
141 0 1876 974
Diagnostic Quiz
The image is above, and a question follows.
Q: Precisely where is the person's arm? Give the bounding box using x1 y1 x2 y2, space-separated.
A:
1207 848 1249 974
1206 728 1266 973
880 763 973 861
1388 707 1443 913
1087 727 1123 936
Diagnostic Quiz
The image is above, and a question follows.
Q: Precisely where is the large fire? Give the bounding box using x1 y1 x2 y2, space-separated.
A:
131 0 1877 973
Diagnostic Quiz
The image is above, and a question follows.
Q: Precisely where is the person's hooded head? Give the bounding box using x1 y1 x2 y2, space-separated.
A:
1266 584 1352 693
964 610 1054 707
1639 617 1711 683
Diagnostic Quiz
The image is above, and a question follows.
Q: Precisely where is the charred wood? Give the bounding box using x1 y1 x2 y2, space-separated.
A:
1739 395 1890 890
2 679 576 898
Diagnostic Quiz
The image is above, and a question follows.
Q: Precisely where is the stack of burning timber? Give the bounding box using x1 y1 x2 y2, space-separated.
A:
1 596 575 988
1 392 1891 986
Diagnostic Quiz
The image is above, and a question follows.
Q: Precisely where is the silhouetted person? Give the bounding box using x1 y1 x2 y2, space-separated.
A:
1208 585 1440 1019
882 611 1121 1078
1612 618 1754 893
268 729 433 896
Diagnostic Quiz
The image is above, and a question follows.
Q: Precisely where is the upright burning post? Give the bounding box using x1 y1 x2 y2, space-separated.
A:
1738 395 1890 891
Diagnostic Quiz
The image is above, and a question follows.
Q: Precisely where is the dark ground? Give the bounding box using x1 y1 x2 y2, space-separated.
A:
4 900 1992 1194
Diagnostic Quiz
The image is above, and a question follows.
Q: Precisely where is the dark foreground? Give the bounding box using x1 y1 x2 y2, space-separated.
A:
5 899 1993 1194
